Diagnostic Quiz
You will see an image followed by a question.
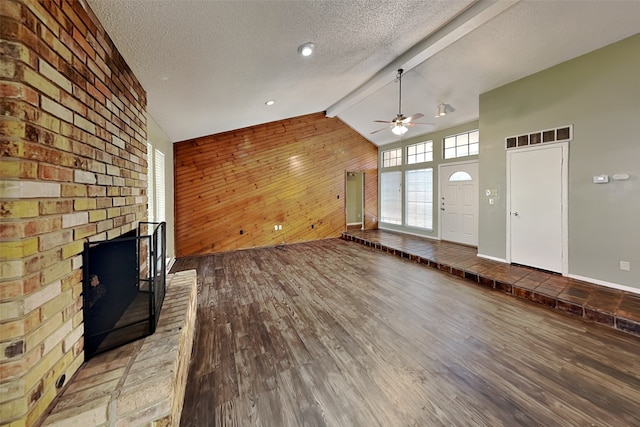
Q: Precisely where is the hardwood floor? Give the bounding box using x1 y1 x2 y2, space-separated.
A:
171 239 640 427
343 229 640 336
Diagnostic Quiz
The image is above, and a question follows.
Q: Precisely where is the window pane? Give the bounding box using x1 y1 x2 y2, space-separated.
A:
469 130 479 143
382 148 402 168
443 130 479 159
449 171 472 182
407 141 433 165
154 149 166 222
380 172 402 224
445 147 456 159
147 143 154 222
405 168 433 229
456 133 469 146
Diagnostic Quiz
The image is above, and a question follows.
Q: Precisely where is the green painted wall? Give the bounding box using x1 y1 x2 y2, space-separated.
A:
479 34 640 289
147 113 176 259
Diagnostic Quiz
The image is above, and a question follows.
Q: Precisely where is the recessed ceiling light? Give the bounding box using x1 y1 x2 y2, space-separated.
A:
265 100 275 106
297 42 315 57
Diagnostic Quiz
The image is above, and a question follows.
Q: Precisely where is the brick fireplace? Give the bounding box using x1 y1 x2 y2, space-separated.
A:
1 1 150 425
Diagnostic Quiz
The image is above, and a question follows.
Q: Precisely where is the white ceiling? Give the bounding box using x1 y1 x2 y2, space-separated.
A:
86 0 640 146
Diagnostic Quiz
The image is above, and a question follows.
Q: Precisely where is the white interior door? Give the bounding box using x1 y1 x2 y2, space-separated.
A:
440 162 478 246
508 145 565 273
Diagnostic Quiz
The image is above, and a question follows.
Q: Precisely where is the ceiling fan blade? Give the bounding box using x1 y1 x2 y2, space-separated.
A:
404 113 424 123
373 120 393 124
370 125 391 135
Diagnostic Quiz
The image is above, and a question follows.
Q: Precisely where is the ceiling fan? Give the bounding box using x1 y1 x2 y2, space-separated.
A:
371 68 435 136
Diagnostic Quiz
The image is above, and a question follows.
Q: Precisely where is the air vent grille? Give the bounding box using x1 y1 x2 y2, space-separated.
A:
505 125 572 149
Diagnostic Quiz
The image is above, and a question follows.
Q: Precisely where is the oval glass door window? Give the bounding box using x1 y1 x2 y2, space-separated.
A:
449 171 472 182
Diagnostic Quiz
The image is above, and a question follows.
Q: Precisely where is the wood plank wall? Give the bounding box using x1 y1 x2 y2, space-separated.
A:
174 113 378 257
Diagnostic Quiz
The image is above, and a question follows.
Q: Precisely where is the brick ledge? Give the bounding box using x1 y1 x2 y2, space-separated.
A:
42 270 198 427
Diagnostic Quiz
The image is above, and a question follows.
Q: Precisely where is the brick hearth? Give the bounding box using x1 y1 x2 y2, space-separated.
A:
42 270 197 427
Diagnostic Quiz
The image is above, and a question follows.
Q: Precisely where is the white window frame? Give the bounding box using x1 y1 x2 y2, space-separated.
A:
407 140 433 165
444 130 479 160
380 171 402 225
147 143 154 222
154 149 166 222
147 143 167 224
381 148 402 168
405 168 433 230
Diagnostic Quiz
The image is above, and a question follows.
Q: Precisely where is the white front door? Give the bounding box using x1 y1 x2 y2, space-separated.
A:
439 162 478 246
508 144 566 273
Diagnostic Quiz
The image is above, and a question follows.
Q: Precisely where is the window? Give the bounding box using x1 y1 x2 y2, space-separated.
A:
407 141 433 164
444 130 479 159
449 171 472 182
380 171 402 224
154 149 166 222
381 148 402 168
147 143 154 222
147 144 166 223
405 169 433 229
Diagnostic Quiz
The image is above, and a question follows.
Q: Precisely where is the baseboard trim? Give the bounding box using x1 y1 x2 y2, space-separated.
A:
568 273 640 295
477 253 508 263
166 256 176 273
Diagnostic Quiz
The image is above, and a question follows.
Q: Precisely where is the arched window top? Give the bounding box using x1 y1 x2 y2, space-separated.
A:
449 171 472 182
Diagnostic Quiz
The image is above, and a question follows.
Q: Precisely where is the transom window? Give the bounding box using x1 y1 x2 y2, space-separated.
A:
407 141 433 164
381 148 402 168
444 130 479 159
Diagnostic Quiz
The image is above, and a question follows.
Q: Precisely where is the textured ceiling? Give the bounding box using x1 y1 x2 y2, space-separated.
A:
86 0 640 146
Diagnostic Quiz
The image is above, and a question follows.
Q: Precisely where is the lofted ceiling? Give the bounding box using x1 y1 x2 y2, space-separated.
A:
86 0 640 147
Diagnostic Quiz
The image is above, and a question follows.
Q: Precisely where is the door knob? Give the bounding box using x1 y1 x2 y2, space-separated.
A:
513 211 519 216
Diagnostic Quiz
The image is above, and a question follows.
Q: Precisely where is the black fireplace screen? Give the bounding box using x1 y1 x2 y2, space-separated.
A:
82 222 166 359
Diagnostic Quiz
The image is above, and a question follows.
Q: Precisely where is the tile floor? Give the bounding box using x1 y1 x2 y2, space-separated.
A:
342 229 640 337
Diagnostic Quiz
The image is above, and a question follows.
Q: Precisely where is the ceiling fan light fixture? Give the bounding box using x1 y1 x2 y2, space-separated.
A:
370 68 433 136
392 124 408 136
298 42 315 57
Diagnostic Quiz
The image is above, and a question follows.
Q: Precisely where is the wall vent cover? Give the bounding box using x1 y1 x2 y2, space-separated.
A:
505 125 572 150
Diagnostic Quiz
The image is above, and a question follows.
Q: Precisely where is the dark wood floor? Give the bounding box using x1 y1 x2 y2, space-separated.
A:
343 229 640 336
172 239 640 427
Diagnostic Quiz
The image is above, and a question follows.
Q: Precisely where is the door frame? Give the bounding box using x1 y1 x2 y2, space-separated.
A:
345 171 365 230
438 159 479 243
506 142 569 275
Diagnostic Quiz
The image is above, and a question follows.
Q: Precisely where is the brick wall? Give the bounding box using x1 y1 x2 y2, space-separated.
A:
0 1 147 425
